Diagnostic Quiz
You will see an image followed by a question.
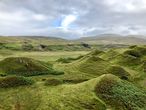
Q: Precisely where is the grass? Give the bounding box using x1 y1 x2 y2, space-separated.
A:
0 76 34 88
0 74 107 110
106 65 130 80
95 74 146 110
0 57 63 76
54 55 110 79
1 45 146 110
0 50 88 62
1 74 146 110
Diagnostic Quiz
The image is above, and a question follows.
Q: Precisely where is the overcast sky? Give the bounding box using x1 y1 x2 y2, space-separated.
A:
0 0 146 39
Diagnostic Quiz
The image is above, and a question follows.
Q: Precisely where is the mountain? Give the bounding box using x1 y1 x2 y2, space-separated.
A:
1 34 146 45
0 36 68 45
75 34 146 45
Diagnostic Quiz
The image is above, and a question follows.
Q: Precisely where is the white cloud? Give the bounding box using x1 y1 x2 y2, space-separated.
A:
32 14 47 21
104 0 146 13
0 11 27 22
61 15 77 28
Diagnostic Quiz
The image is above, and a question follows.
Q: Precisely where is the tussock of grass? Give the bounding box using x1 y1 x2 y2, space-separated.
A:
95 74 146 110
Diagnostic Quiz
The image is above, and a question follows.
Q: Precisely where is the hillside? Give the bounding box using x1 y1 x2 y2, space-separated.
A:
76 34 146 45
54 46 146 82
0 57 63 76
0 36 68 45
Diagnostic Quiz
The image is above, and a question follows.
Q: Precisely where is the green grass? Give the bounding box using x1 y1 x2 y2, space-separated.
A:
0 76 34 88
1 45 146 110
0 57 63 76
0 76 106 110
0 50 88 62
95 74 146 110
106 65 130 80
1 74 146 110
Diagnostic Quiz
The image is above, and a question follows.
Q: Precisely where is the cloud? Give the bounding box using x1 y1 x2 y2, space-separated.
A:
32 14 47 21
103 0 146 13
61 15 77 28
0 0 146 39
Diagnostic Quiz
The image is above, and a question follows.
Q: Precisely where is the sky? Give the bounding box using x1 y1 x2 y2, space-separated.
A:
0 0 146 39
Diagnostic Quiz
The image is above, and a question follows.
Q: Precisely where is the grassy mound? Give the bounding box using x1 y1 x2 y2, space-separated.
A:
87 49 104 56
140 60 146 72
95 74 146 110
133 46 146 55
106 65 130 80
45 78 63 86
39 76 107 110
0 57 64 76
124 49 142 58
112 53 141 66
99 49 120 61
0 76 33 88
67 55 109 76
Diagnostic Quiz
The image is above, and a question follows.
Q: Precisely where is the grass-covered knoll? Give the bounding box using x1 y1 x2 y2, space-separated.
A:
87 49 104 56
132 46 146 55
99 49 120 61
106 65 130 80
54 46 146 83
95 74 146 110
111 53 141 66
124 49 142 58
0 75 107 110
0 57 63 76
60 55 109 77
0 76 33 88
38 76 107 110
54 48 142 79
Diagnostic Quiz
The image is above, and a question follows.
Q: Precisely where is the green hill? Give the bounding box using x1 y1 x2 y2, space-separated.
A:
0 57 63 76
76 34 146 45
95 74 146 110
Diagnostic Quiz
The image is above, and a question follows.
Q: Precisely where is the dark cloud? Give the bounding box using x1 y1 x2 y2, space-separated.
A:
0 0 146 39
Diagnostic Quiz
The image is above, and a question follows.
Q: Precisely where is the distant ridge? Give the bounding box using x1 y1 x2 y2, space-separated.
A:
0 36 68 45
1 34 146 45
75 34 146 45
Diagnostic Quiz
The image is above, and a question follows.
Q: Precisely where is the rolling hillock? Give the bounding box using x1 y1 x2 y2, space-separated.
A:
106 65 130 80
63 55 109 77
95 74 146 110
0 57 63 76
55 48 141 80
87 49 104 56
111 54 141 66
41 74 146 110
99 49 120 61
